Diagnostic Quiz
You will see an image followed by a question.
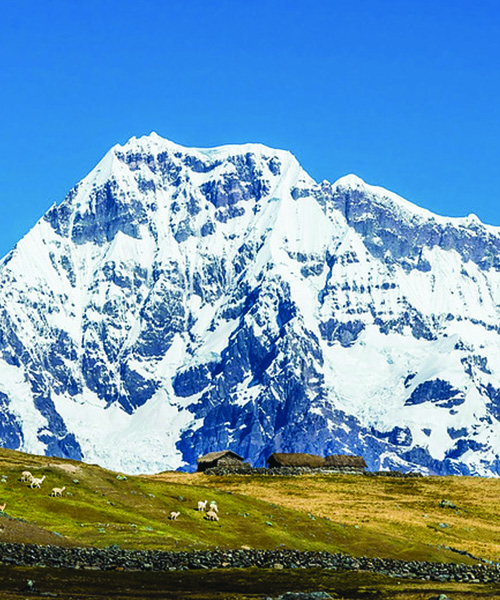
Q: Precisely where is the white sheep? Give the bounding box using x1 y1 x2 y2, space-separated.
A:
209 501 218 513
50 486 66 497
30 475 46 489
204 509 219 521
0 503 5 512
197 500 208 511
21 471 33 483
168 511 180 520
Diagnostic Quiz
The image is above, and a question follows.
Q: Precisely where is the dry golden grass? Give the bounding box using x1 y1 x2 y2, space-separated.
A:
1 445 500 563
1 448 500 597
154 471 500 561
4 447 451 559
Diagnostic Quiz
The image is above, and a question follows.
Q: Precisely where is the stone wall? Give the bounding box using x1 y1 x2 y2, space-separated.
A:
203 466 367 476
0 543 498 583
203 466 421 477
364 471 423 478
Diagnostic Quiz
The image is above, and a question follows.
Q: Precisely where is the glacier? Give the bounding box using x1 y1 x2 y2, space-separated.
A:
1 132 500 475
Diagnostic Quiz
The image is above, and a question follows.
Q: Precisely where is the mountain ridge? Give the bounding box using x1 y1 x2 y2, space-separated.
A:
1 133 500 475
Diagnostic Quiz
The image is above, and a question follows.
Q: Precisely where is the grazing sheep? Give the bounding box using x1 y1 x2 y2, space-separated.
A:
0 503 5 512
205 509 219 521
30 475 46 489
50 486 66 497
209 501 218 513
168 511 180 520
197 500 208 511
21 471 33 483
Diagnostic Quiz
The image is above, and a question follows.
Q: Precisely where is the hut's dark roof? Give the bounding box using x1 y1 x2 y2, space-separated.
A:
323 454 367 468
197 450 244 464
267 452 325 467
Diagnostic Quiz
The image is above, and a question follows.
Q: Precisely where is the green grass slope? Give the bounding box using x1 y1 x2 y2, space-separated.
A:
0 448 494 564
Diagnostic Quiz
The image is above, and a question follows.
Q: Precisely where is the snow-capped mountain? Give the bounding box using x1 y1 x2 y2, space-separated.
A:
1 133 500 475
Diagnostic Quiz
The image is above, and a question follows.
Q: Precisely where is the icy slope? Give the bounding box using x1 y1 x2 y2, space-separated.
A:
1 133 500 474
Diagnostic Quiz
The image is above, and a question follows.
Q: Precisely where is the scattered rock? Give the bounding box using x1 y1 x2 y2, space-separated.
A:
23 579 37 593
277 593 333 600
439 499 457 510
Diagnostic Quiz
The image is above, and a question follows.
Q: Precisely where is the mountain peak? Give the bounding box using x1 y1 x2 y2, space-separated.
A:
114 132 298 165
333 173 367 189
116 132 188 155
2 135 500 476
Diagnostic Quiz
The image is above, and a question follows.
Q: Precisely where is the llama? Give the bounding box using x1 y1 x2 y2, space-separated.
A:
50 486 66 497
0 503 5 512
204 510 219 521
30 476 46 489
197 500 208 511
21 471 33 483
168 511 180 520
209 501 218 513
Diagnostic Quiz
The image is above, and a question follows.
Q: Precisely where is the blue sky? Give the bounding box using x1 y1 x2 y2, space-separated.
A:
1 1 500 257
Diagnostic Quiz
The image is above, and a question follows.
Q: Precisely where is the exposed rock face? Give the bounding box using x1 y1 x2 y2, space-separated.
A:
1 133 500 475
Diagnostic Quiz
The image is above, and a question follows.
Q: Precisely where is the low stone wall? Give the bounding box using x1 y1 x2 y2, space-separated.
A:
364 471 423 478
203 466 366 476
0 543 498 583
204 466 421 477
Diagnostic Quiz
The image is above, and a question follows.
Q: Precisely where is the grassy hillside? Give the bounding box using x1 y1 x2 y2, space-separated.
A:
0 448 498 565
156 471 500 562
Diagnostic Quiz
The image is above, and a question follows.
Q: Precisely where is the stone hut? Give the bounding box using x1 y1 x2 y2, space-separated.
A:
196 450 245 472
267 452 325 469
323 454 367 472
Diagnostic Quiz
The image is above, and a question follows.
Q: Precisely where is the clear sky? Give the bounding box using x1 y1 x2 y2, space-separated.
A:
1 1 500 258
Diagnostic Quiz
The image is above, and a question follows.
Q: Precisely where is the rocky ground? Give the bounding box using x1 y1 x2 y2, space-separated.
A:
0 562 498 600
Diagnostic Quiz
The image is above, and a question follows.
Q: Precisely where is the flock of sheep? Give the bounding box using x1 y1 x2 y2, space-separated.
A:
168 499 219 522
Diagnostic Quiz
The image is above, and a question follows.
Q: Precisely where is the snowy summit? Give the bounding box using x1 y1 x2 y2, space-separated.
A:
0 133 500 475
